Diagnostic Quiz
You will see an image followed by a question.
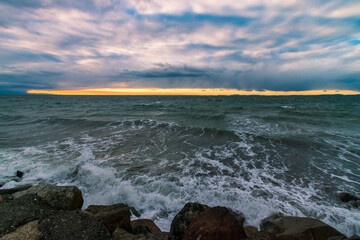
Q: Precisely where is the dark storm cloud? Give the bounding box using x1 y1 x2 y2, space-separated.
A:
121 64 216 78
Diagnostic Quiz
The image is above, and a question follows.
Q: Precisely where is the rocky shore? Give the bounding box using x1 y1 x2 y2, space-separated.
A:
0 184 359 240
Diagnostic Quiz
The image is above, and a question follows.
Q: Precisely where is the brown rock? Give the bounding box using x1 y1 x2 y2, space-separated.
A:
244 225 279 240
112 228 138 240
168 202 210 240
13 184 83 210
183 206 247 240
0 195 2 203
0 221 43 240
131 219 162 234
260 215 346 240
244 226 259 236
85 203 131 233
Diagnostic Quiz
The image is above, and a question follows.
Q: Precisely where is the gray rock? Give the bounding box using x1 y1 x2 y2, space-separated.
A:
168 202 210 240
0 194 56 237
0 220 43 240
85 203 131 233
0 185 32 195
260 215 346 240
38 211 111 240
13 184 83 210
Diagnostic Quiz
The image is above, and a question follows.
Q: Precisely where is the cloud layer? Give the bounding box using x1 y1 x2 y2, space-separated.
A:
0 0 359 93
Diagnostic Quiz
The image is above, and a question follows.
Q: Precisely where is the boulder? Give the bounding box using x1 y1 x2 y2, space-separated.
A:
38 211 111 240
169 202 210 240
0 185 32 195
85 203 131 233
183 206 247 240
244 226 279 240
0 194 56 237
349 234 360 240
112 228 138 240
112 228 168 240
131 219 162 234
13 184 83 210
338 192 359 203
0 220 43 240
260 215 346 240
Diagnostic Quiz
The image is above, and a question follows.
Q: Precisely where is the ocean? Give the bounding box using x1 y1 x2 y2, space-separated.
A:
0 95 359 236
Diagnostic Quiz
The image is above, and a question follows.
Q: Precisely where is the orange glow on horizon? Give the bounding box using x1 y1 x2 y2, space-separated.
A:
27 88 360 96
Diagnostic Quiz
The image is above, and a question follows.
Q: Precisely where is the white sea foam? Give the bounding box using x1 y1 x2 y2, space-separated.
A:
1 121 360 237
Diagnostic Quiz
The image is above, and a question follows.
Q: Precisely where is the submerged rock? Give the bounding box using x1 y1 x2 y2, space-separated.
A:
85 203 131 233
0 220 43 240
183 206 247 240
0 194 56 237
131 219 162 234
13 184 83 211
38 211 111 240
16 171 24 178
169 202 210 240
260 215 346 240
338 192 359 203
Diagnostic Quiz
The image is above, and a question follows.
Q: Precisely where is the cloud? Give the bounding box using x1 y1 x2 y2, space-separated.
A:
0 0 359 93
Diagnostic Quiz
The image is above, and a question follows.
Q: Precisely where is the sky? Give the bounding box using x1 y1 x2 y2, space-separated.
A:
0 0 360 95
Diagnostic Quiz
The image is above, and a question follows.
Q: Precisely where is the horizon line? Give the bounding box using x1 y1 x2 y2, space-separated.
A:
27 88 360 96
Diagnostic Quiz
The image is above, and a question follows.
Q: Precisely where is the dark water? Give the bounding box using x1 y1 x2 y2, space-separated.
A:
0 95 359 235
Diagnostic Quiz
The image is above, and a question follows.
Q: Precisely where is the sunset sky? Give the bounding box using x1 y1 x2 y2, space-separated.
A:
1 0 360 95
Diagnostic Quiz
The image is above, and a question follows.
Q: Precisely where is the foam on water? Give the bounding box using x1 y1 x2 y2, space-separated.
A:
1 123 359 236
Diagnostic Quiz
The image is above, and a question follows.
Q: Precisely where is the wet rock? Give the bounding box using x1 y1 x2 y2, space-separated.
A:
244 226 259 236
244 226 279 240
13 184 83 210
16 171 24 178
131 219 162 234
0 194 56 237
0 185 32 195
132 225 151 235
338 192 359 203
169 202 210 240
85 203 131 233
349 234 360 240
130 206 141 217
0 220 43 240
183 206 247 240
112 228 138 240
260 215 346 240
38 211 111 240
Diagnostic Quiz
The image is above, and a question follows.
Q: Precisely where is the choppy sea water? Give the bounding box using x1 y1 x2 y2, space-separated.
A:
0 95 359 236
